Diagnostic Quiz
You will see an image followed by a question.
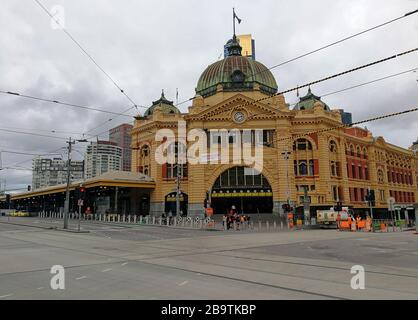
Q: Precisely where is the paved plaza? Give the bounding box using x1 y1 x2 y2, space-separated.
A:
0 217 417 299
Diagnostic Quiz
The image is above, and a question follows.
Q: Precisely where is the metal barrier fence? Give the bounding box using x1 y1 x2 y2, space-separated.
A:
36 211 294 232
371 219 414 232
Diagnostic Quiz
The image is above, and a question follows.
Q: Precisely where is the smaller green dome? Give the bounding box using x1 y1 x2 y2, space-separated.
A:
144 90 180 117
293 88 330 111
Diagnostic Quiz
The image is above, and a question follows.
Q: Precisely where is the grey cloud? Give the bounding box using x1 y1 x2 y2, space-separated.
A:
1 0 417 190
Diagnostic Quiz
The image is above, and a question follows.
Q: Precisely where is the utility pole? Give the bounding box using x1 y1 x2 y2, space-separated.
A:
63 137 87 229
63 137 74 229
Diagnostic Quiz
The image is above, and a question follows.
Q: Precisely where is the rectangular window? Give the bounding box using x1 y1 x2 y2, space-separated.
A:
333 186 338 201
309 160 314 176
358 166 363 180
379 189 385 201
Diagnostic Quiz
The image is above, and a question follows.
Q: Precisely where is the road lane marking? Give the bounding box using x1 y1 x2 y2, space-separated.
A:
76 276 87 280
37 287 44 290
102 268 112 272
0 294 14 299
178 281 188 286
121 262 128 266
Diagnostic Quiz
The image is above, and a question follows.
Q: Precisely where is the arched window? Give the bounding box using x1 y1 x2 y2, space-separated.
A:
329 140 338 153
356 146 361 158
350 145 355 156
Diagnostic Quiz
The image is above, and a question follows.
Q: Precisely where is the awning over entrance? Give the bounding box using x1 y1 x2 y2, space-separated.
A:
9 171 155 201
2 171 155 216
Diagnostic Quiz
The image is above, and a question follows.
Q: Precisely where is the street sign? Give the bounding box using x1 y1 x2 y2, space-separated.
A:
78 199 84 207
387 197 395 211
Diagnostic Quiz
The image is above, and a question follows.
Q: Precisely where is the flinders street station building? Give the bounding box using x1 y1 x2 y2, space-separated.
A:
131 35 418 219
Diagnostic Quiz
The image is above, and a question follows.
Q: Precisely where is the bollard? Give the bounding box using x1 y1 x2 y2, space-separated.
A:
134 215 137 224
233 221 237 231
118 215 121 223
159 217 162 225
273 221 277 231
258 221 261 231
145 216 149 224
139 215 143 224
128 215 131 223
199 220 203 229
281 221 284 230
182 219 185 228
266 221 270 232
173 218 177 227
167 217 170 226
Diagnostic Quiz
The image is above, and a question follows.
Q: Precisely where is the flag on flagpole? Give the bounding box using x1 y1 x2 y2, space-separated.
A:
233 8 242 24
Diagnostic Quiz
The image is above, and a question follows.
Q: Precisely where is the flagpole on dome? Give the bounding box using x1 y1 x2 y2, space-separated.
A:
232 8 242 38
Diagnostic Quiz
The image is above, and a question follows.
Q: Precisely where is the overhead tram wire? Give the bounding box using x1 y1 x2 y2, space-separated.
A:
0 126 84 136
285 67 418 108
275 106 418 143
0 90 141 117
82 105 137 137
0 150 63 156
2 51 418 157
4 147 67 170
231 47 418 111
0 128 69 141
251 9 418 78
33 0 142 113
174 9 418 108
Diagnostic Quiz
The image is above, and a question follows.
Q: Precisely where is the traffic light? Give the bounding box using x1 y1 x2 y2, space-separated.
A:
334 201 342 212
75 186 86 200
365 189 375 206
79 186 86 200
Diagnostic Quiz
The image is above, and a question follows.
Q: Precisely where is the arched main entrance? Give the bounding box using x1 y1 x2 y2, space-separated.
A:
209 166 273 215
165 192 188 216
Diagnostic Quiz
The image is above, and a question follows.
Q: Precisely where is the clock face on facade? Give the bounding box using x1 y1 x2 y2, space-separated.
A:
233 111 246 123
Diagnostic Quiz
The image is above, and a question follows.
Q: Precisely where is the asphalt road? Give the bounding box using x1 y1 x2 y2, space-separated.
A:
0 216 417 299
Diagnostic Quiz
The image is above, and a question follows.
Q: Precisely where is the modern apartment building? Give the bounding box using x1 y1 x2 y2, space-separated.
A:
84 141 122 179
32 158 84 190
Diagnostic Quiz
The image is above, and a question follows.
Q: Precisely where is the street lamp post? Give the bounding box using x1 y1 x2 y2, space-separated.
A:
281 146 291 222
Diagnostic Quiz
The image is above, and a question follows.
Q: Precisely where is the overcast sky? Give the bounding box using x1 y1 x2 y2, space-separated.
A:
0 0 417 192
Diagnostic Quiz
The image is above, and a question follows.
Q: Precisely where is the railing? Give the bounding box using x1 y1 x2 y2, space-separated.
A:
36 211 297 232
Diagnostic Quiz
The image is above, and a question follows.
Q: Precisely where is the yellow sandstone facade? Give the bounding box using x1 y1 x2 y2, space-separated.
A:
131 36 418 219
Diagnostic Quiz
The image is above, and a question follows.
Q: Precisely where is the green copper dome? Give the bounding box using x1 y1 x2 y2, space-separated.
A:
196 38 278 97
144 91 180 117
293 88 330 111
